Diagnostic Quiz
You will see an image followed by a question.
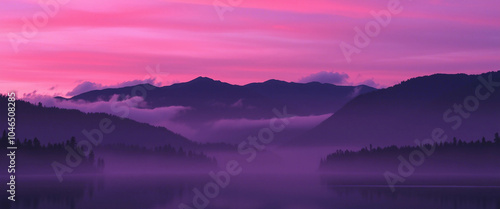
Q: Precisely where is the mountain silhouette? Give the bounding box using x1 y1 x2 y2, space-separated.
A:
63 77 376 123
244 79 374 116
0 95 198 148
293 71 500 147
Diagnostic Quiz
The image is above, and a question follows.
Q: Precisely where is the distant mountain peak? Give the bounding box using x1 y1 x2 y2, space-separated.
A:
293 71 500 147
262 79 289 84
180 76 232 88
54 96 68 100
190 76 216 83
141 83 157 88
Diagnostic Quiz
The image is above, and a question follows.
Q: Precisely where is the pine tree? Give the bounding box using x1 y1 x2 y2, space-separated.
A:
33 137 41 149
70 137 77 149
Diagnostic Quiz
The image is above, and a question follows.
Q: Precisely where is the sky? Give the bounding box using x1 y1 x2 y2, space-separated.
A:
1 0 499 97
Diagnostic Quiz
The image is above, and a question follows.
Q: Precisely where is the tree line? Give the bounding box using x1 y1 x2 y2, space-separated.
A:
321 132 500 166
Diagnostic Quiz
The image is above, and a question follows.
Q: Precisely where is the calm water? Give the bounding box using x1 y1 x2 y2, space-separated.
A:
4 174 500 209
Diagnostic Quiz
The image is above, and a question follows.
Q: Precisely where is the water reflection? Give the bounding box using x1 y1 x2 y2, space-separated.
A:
3 175 500 209
328 186 500 209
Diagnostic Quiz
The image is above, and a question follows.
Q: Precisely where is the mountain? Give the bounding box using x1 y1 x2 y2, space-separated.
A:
244 79 375 116
0 95 197 148
58 77 376 143
294 71 500 147
64 77 377 122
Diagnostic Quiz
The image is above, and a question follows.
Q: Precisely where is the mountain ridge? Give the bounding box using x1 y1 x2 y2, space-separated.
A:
63 77 377 121
291 71 500 148
0 95 203 149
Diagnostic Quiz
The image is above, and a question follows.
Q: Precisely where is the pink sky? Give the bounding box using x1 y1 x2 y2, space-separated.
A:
1 0 499 96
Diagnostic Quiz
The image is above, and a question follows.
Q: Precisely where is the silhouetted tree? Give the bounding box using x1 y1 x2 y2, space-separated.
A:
33 137 41 149
321 133 500 168
70 137 77 148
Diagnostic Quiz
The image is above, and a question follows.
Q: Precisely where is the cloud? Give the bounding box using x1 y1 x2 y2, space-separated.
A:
349 86 363 98
66 78 162 97
209 114 332 131
22 92 194 136
1 0 499 98
298 71 350 85
359 79 383 88
66 82 103 97
299 71 383 88
21 91 333 143
189 113 333 143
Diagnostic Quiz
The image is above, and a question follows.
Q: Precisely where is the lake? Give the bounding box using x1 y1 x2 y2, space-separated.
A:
5 174 500 209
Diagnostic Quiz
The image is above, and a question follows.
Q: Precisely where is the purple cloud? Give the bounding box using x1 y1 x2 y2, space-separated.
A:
66 81 103 97
299 71 382 88
359 79 383 88
66 78 162 97
298 71 350 85
22 93 193 136
21 92 334 143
